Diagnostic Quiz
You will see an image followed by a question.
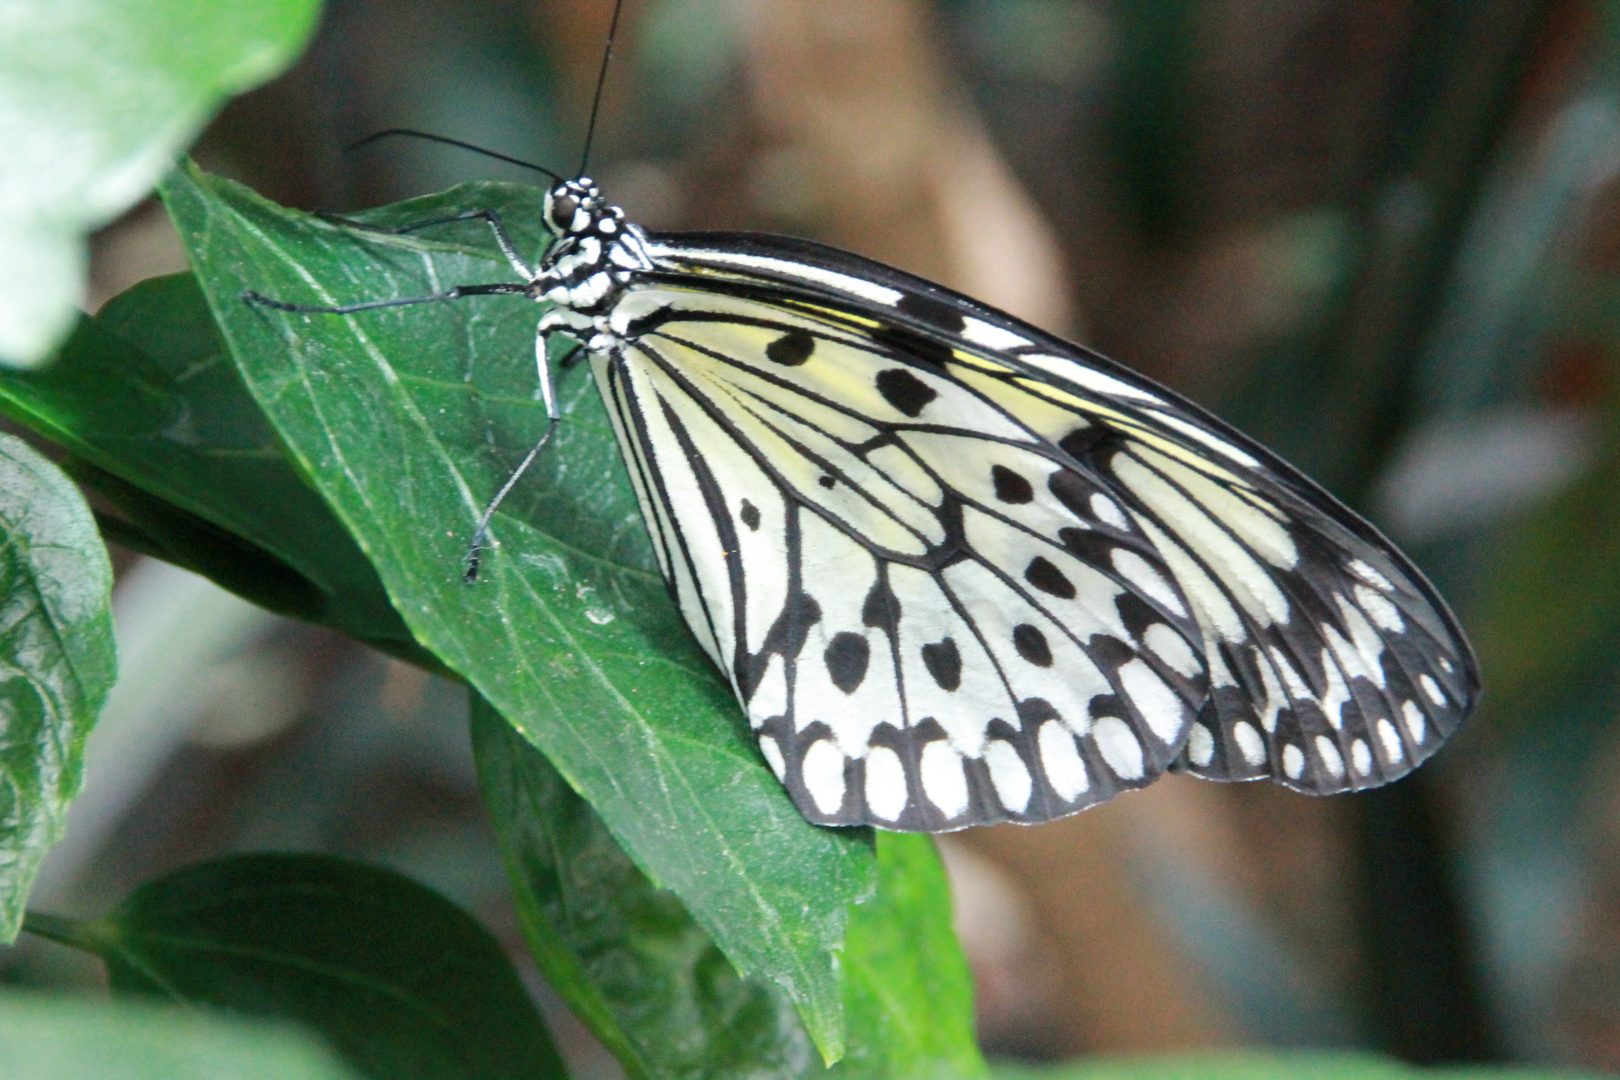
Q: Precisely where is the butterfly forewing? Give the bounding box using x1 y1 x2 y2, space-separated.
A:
585 230 1477 828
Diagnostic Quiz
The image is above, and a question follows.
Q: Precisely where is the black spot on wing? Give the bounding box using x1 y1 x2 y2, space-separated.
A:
818 474 837 488
991 465 1034 503
1087 634 1134 670
862 573 901 634
825 632 870 694
1048 470 1092 521
1058 527 1102 559
1025 556 1076 599
1013 623 1052 667
1057 423 1124 462
1088 692 1129 721
896 290 967 333
872 322 955 373
1114 592 1161 640
876 368 938 418
766 328 815 365
738 587 823 704
1015 697 1059 725
921 637 962 691
760 592 821 663
740 499 761 531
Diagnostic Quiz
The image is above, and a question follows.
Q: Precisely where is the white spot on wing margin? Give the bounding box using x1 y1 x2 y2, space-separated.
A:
1037 723 1088 801
1093 717 1145 779
803 739 846 814
985 739 1034 811
921 741 969 817
864 746 908 820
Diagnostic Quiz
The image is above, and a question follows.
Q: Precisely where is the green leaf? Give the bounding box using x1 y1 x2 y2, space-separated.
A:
472 694 820 1079
840 831 983 1079
472 694 984 1079
987 1054 1607 1080
0 273 428 665
32 853 565 1080
0 0 323 364
159 161 874 1060
0 434 116 943
0 990 360 1080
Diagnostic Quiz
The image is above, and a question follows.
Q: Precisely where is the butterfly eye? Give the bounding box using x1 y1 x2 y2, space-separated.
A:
548 193 579 230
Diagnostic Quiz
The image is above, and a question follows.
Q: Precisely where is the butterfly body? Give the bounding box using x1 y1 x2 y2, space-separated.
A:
508 177 1478 832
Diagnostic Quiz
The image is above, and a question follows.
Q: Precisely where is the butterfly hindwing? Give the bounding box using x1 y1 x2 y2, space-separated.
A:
933 326 1477 795
1109 441 1471 792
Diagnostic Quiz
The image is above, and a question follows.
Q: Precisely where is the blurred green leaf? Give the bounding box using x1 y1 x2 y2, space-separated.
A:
0 990 359 1080
0 273 428 665
472 694 983 1079
1470 444 1620 728
29 853 564 1080
0 0 322 364
0 434 116 943
159 160 873 1062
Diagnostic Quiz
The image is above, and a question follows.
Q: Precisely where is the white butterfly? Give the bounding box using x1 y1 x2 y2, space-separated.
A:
251 174 1478 832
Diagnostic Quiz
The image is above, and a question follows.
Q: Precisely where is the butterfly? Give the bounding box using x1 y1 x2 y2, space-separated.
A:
251 165 1479 832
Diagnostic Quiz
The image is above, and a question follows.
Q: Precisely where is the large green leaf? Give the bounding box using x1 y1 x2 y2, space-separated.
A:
0 991 359 1080
0 0 322 364
0 273 426 665
27 854 565 1080
472 694 815 1079
471 694 983 1079
0 434 116 943
159 161 874 1061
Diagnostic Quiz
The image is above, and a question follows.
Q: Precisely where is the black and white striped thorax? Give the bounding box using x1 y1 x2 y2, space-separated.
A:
523 176 1478 833
534 178 652 351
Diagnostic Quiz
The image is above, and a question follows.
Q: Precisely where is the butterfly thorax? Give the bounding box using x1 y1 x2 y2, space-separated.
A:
535 177 652 351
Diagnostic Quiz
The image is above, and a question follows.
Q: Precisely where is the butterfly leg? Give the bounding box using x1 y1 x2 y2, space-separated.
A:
463 330 582 582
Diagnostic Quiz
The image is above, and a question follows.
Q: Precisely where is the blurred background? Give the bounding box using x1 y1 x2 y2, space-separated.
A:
8 0 1620 1074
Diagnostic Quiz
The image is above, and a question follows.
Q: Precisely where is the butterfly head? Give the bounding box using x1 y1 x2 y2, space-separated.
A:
545 178 608 236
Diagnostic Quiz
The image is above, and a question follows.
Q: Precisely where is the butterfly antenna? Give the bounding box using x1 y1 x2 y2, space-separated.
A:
348 129 563 183
577 0 627 178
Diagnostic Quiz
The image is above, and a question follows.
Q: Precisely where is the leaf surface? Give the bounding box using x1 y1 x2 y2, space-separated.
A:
0 274 424 664
0 435 116 942
159 161 874 1060
473 694 984 1079
37 853 565 1080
